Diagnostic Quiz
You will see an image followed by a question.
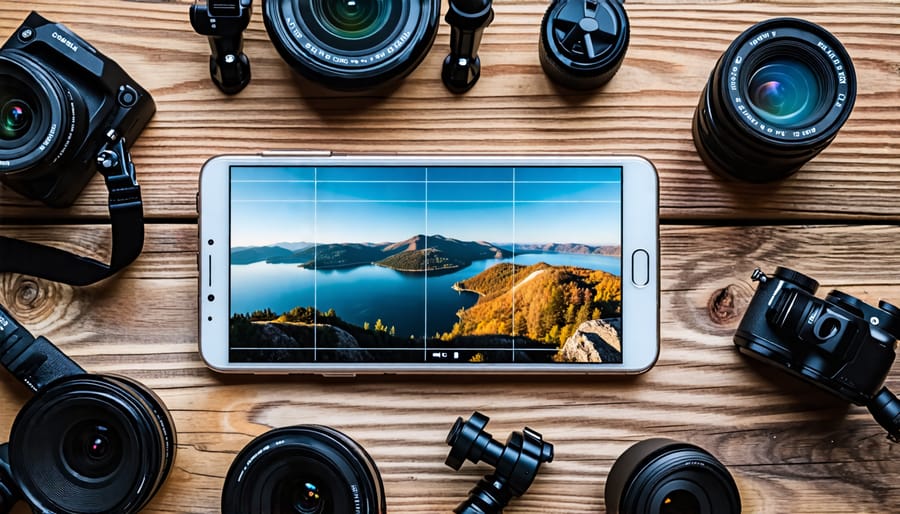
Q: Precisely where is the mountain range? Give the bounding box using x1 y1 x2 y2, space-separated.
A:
231 235 620 271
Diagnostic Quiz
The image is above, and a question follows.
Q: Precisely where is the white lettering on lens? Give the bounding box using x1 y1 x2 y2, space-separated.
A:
51 31 78 53
38 123 58 151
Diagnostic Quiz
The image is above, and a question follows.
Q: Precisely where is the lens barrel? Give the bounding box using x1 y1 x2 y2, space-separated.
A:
262 0 440 91
692 18 856 182
7 375 176 514
605 439 741 514
0 52 85 180
222 425 386 514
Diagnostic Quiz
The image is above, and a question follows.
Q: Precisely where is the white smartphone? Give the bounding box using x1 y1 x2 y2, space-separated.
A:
198 152 659 375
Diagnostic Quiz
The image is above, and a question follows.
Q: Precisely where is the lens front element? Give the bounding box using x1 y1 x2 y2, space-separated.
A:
748 58 820 128
319 0 390 40
0 99 32 139
62 420 125 480
660 489 702 514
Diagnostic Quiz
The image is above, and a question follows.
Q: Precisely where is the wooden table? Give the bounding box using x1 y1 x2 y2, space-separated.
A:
1 1 898 512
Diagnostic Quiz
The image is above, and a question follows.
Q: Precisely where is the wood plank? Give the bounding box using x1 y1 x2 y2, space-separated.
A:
0 223 898 512
0 1 897 221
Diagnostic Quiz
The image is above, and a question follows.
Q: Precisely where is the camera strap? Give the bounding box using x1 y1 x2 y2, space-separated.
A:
0 138 144 286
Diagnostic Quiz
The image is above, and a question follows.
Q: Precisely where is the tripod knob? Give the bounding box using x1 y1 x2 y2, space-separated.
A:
190 0 253 94
442 0 494 93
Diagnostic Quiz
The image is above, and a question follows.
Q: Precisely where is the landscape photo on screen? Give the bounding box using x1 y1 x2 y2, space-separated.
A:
229 166 623 364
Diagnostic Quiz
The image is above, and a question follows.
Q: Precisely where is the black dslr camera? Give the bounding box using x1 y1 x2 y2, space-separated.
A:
0 12 154 285
0 304 176 513
0 11 154 206
735 267 900 441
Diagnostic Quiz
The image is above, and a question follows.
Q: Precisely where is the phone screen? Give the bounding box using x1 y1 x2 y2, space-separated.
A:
228 165 623 365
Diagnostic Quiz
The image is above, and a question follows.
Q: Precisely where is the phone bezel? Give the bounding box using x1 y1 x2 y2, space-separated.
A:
199 154 659 375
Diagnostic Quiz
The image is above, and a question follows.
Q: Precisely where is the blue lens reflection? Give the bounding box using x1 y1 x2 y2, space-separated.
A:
748 58 820 128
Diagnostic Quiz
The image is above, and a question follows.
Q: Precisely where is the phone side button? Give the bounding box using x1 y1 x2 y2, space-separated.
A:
321 373 357 378
631 249 650 287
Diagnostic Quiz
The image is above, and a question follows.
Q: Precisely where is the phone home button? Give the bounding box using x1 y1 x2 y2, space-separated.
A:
631 249 650 287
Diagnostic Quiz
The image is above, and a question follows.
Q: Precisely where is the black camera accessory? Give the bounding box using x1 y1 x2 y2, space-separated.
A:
604 438 741 514
263 0 441 91
692 18 856 182
539 0 629 90
0 304 176 514
736 267 900 442
442 0 494 94
0 12 153 286
190 0 253 95
445 411 554 514
222 425 386 514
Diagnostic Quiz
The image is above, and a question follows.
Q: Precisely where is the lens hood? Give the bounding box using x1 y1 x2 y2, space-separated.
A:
7 374 176 514
262 0 440 91
605 438 741 514
222 425 385 514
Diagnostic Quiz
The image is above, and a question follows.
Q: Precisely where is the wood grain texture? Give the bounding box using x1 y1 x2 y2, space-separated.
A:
0 224 898 513
0 1 897 220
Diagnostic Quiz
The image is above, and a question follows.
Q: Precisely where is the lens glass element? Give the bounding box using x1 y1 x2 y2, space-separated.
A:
288 481 327 514
318 0 390 40
748 57 820 128
0 99 31 139
660 489 701 514
62 419 124 480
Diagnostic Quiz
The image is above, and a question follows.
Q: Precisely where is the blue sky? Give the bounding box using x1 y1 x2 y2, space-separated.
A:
231 166 622 247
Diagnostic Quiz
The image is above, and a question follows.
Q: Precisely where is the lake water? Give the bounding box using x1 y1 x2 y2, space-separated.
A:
231 253 621 338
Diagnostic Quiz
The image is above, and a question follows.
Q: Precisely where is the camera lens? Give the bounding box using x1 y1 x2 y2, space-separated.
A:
263 0 439 90
692 18 856 182
222 425 386 514
0 54 85 178
0 99 32 139
8 375 176 514
605 439 741 514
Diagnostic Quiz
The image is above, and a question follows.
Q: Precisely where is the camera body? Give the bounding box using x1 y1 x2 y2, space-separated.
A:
0 11 155 207
735 267 899 406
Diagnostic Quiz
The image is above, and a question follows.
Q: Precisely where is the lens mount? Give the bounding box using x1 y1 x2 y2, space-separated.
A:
222 425 386 514
692 18 856 182
0 51 84 180
8 375 176 514
262 0 440 90
605 439 741 514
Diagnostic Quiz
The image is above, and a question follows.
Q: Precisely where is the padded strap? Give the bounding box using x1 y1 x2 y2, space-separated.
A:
0 138 144 286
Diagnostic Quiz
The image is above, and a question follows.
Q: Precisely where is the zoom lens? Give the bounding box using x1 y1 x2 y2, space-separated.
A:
222 425 386 514
8 375 176 514
692 18 856 182
0 54 84 178
263 0 440 90
604 439 741 514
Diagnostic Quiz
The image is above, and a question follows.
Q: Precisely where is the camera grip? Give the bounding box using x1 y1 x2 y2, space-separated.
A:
0 304 85 393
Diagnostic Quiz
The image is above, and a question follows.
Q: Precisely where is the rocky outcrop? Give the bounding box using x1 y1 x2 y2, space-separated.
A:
557 318 622 363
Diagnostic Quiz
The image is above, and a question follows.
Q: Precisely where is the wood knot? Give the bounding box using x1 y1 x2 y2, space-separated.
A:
708 284 751 325
1 275 72 325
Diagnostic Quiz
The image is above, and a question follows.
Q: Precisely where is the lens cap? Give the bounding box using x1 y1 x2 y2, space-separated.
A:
539 0 629 89
605 439 741 514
